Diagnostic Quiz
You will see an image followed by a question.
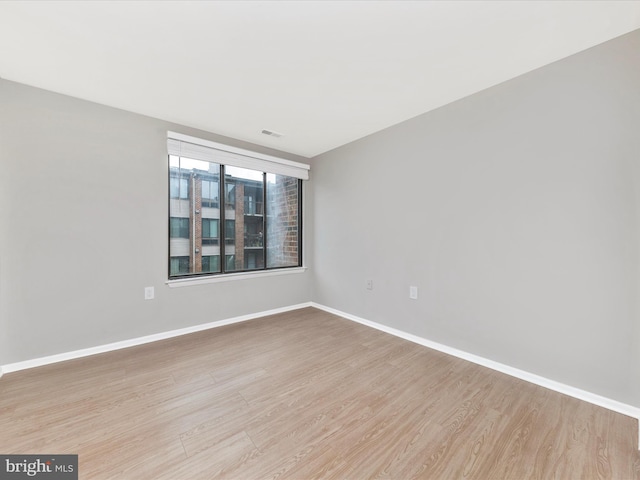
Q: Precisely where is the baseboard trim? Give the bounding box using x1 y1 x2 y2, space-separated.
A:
1 302 313 374
2 301 638 448
311 302 640 446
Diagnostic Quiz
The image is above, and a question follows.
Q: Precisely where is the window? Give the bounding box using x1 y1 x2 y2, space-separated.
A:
202 218 219 245
170 177 188 199
201 179 219 208
202 255 220 273
245 251 263 270
224 219 235 244
169 217 189 238
266 173 300 268
226 184 236 208
170 256 190 275
168 132 308 279
225 255 236 272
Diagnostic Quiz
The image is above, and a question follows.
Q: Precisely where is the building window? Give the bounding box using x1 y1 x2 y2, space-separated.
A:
226 184 236 208
201 179 219 208
170 177 188 199
169 217 189 238
170 256 190 275
168 133 308 279
202 255 220 273
224 219 235 244
225 255 236 272
202 219 219 245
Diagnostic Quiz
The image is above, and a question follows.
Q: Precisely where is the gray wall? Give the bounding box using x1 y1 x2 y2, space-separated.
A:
0 79 312 365
311 30 640 407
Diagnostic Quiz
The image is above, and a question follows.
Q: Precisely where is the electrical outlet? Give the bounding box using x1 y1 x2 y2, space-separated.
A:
366 279 373 290
409 286 418 300
144 286 155 300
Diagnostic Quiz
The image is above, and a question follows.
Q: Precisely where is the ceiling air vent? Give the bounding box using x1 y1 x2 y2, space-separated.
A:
261 129 283 138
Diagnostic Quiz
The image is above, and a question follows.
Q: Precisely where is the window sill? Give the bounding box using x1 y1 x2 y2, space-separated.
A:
165 266 307 288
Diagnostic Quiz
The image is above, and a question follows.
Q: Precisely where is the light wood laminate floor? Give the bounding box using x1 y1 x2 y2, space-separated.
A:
1 307 638 479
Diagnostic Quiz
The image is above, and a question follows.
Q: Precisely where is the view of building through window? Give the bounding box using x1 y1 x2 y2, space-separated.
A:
169 155 301 277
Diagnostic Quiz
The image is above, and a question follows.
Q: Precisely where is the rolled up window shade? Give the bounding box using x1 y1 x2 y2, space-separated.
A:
168 132 309 180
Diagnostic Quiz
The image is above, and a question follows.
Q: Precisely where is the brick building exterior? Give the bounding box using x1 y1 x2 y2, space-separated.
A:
169 164 300 276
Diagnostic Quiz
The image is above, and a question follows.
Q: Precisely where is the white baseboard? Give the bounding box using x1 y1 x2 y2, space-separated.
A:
1 300 637 447
310 302 640 447
1 302 313 374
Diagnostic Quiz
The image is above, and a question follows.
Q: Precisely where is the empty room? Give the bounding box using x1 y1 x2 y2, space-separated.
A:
1 1 640 478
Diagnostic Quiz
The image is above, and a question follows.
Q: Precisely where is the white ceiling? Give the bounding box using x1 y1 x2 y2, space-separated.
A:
1 1 639 158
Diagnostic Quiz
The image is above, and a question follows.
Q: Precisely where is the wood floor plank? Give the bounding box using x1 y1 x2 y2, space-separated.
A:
0 307 638 479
